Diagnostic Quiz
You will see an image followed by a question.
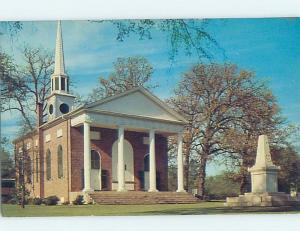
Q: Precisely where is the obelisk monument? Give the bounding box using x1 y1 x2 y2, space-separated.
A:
225 135 299 207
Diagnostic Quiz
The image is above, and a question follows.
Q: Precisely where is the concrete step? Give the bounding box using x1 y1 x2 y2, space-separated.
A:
89 191 200 205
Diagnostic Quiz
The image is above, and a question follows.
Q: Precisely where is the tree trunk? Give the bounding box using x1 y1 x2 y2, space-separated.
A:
184 145 191 191
197 153 208 199
21 185 25 209
240 150 252 194
239 168 248 194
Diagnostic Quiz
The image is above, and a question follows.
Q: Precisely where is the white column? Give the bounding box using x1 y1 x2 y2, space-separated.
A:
149 129 158 192
177 132 186 192
83 122 91 192
117 126 126 191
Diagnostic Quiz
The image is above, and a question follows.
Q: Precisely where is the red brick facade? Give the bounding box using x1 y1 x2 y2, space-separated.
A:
70 126 168 192
15 119 169 201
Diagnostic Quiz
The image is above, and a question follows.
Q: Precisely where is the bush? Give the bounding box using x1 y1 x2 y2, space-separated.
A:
44 196 59 206
32 197 43 205
62 201 70 205
27 198 34 205
72 195 84 205
7 197 17 204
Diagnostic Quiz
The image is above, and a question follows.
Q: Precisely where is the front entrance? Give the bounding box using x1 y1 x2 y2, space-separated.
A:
144 154 150 191
112 139 134 190
90 150 101 190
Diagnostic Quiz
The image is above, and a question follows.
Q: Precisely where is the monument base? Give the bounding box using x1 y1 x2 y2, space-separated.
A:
225 192 300 207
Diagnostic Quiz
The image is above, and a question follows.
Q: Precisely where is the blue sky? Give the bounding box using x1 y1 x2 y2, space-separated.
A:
1 18 300 175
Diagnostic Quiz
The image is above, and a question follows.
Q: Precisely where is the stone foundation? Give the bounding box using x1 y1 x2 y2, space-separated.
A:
225 192 300 207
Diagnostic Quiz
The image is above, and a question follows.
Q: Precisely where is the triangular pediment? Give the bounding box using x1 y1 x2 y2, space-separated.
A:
85 87 186 123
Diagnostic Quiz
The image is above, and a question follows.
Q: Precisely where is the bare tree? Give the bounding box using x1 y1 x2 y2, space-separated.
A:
221 88 283 193
168 63 282 198
87 56 156 101
14 141 31 208
92 19 222 62
0 47 54 130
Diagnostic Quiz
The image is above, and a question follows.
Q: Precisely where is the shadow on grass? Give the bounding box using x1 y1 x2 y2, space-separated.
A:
2 202 300 216
134 205 300 215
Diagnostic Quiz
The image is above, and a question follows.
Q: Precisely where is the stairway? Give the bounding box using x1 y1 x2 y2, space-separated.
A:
89 191 200 205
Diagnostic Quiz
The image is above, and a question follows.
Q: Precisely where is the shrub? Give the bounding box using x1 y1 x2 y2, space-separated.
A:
7 197 17 204
33 197 43 205
62 201 70 205
27 198 34 205
72 195 84 205
44 195 59 206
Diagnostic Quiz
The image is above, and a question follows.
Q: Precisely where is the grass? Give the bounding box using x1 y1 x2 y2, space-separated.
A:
2 202 300 217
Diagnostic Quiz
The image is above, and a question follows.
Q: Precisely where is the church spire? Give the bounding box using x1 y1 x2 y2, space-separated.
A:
54 21 65 75
47 20 75 122
51 21 69 94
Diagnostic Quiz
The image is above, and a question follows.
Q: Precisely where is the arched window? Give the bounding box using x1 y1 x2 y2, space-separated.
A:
91 150 100 169
46 149 51 180
57 145 63 178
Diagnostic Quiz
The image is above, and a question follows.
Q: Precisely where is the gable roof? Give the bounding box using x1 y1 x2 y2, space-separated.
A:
84 86 188 124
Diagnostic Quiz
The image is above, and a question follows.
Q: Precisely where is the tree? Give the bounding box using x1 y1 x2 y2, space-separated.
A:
1 47 54 130
87 56 156 101
167 90 201 191
272 145 300 193
0 21 22 37
2 20 220 62
205 172 240 199
92 19 221 62
219 80 283 193
168 63 280 198
14 141 31 208
0 137 14 178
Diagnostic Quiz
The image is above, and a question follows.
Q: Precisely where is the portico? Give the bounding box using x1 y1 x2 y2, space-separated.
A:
70 87 187 193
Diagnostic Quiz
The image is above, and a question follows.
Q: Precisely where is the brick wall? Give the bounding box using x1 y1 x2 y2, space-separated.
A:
70 126 168 192
15 123 169 200
42 120 70 201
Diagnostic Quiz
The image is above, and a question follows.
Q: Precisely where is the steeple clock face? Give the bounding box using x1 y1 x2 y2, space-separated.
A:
59 103 69 114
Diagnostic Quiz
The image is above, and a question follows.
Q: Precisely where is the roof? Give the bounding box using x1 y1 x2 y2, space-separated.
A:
39 86 188 130
83 86 188 124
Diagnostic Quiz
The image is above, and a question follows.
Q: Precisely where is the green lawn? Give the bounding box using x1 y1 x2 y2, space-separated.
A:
2 202 300 217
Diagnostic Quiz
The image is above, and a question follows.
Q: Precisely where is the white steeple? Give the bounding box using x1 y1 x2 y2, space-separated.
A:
54 21 66 75
47 20 75 121
51 21 69 94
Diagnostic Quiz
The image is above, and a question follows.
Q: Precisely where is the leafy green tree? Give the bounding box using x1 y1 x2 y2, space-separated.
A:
272 145 300 193
205 172 240 199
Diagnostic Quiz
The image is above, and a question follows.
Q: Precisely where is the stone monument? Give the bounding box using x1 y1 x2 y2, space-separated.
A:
225 135 300 207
